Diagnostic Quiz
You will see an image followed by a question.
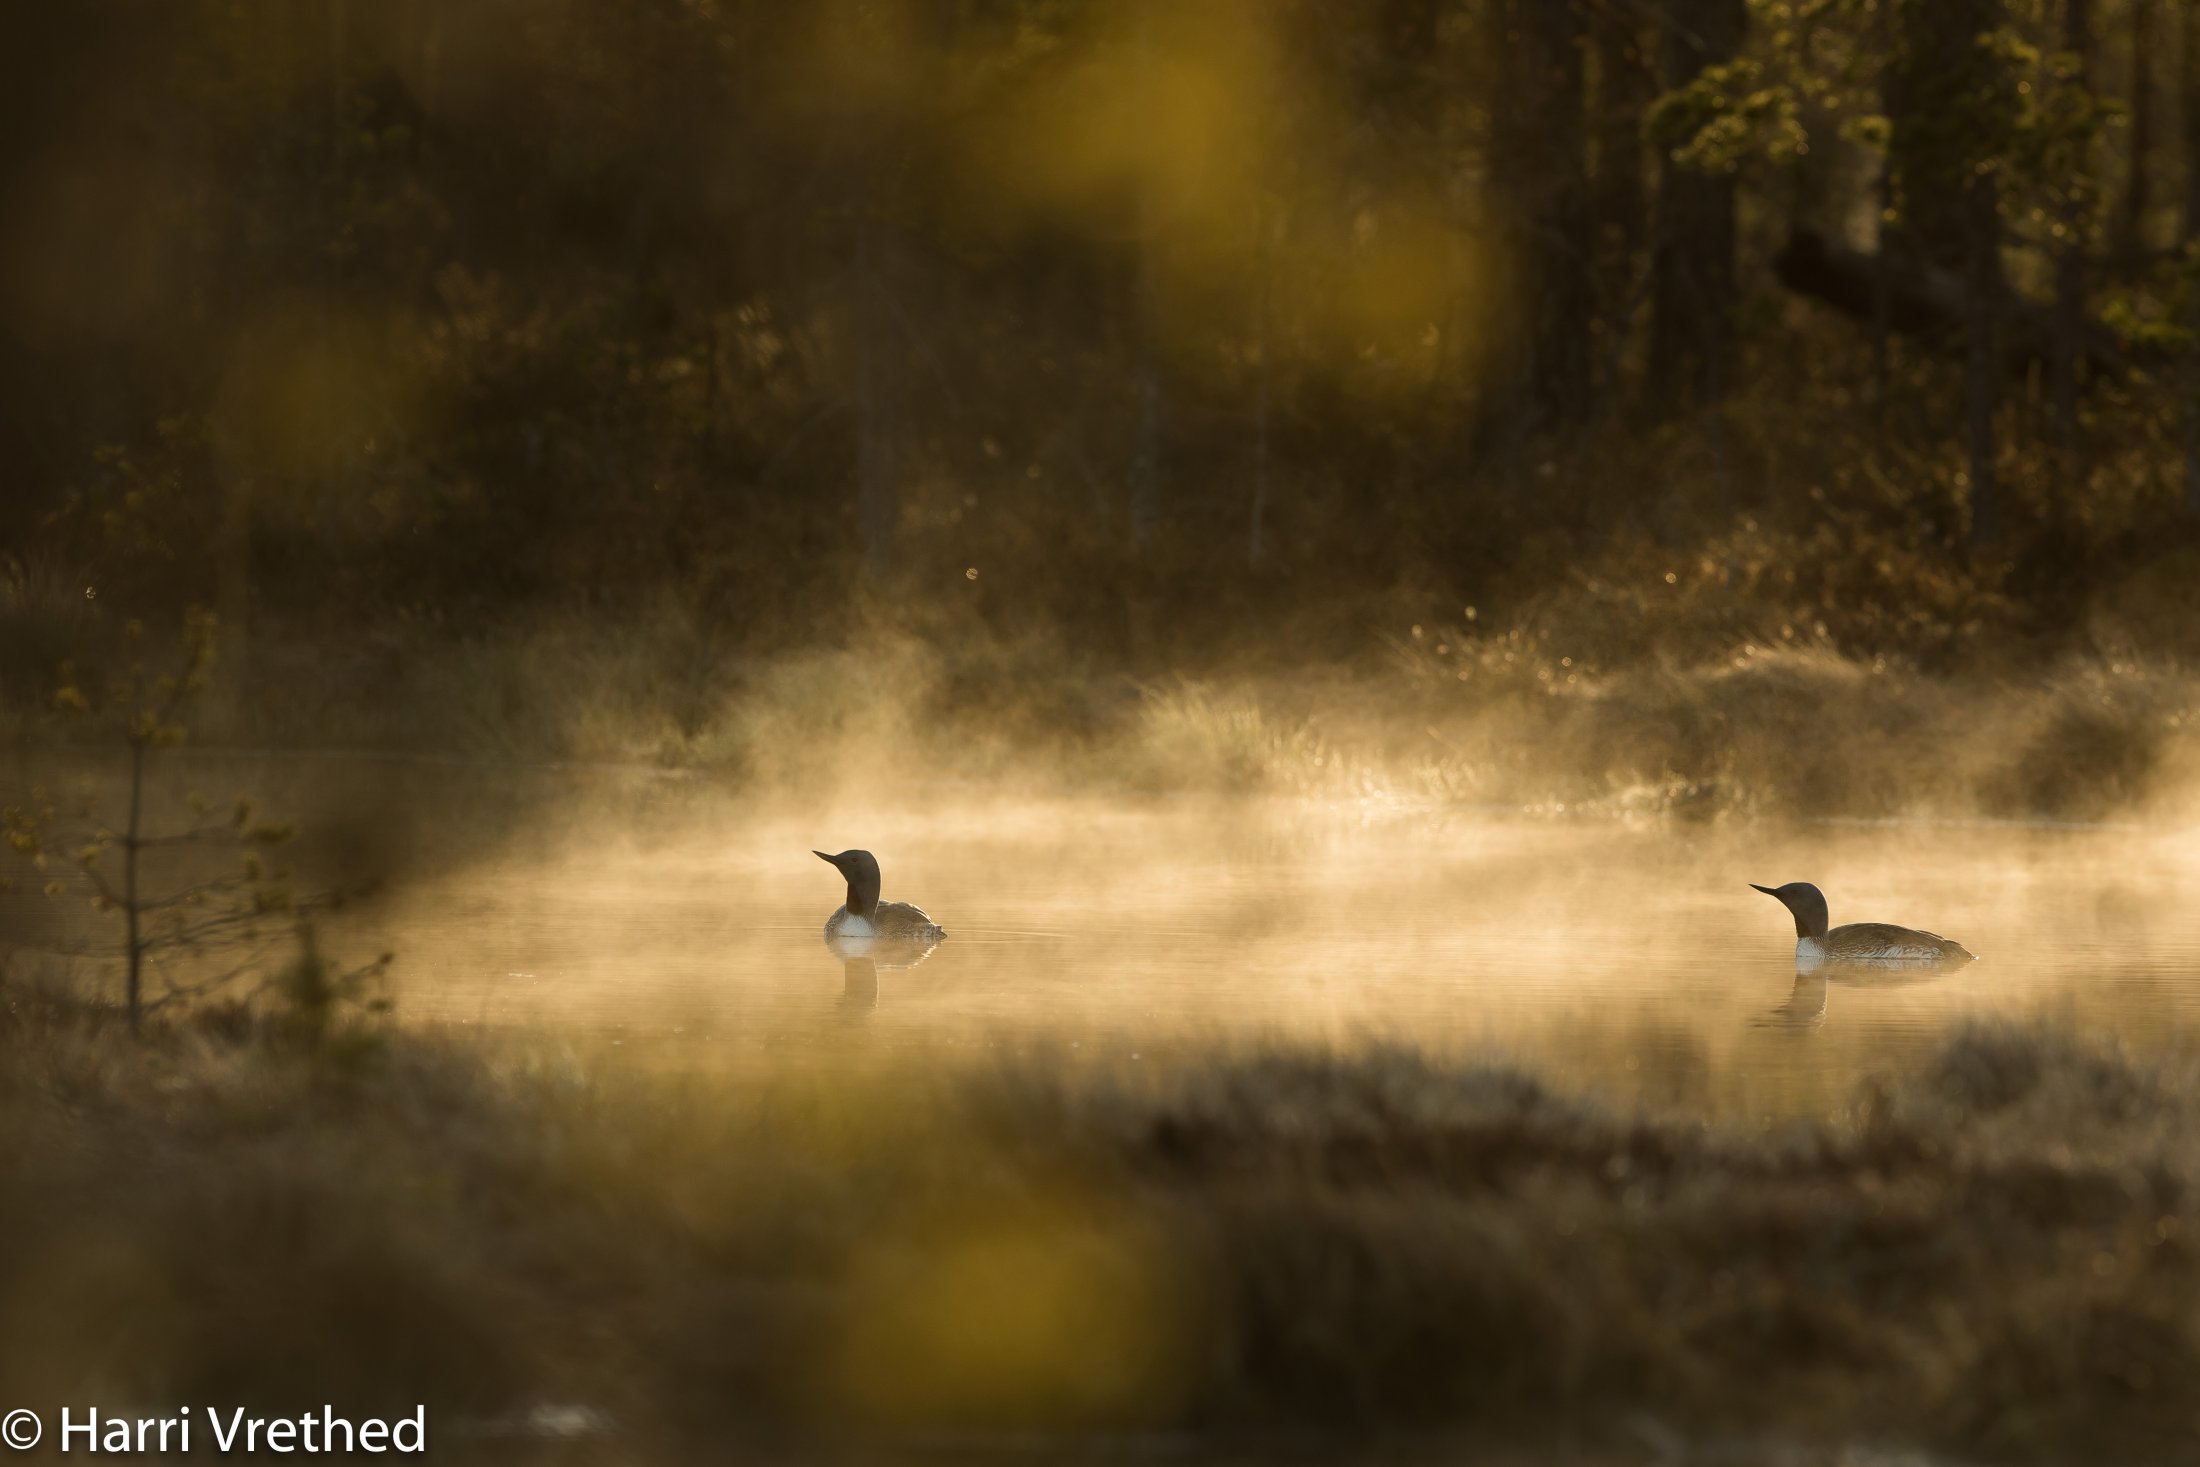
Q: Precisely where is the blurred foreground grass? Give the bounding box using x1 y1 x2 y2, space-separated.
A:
3 974 2198 1463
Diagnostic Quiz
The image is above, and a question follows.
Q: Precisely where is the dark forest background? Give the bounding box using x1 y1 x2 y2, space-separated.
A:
7 0 2200 722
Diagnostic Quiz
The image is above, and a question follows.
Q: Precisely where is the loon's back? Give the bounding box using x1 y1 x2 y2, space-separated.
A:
1810 921 1976 968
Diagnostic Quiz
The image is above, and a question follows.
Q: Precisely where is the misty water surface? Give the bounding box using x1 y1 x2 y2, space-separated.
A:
307 777 2200 1118
12 751 2199 1116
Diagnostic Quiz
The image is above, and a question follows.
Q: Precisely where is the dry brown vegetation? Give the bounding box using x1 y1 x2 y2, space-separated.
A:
10 548 2198 828
5 971 2197 1464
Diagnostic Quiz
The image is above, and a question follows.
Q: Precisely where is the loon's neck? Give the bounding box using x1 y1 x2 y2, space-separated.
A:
844 880 879 920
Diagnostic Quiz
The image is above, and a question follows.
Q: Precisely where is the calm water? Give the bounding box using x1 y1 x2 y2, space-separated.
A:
9 749 2198 1116
314 784 2200 1116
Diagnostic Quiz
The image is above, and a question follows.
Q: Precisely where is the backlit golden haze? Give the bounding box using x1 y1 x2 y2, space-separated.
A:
9 1 2200 1462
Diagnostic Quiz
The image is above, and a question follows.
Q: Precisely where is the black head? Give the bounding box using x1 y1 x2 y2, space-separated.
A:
1751 881 1829 941
815 848 882 918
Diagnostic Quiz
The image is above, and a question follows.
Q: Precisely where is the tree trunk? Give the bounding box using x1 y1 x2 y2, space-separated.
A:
1886 0 2010 546
1886 0 2008 286
1248 206 1271 569
1646 0 1745 421
1591 6 1652 416
1126 2 1163 553
2186 373 2200 518
1482 0 1593 437
2183 2 2200 242
2178 5 2200 516
1966 174 2002 546
2119 0 2157 264
1873 169 1894 426
854 210 898 572
2052 0 2093 480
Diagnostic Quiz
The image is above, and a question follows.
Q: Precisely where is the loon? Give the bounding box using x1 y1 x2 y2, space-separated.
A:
815 849 946 946
1751 881 1976 972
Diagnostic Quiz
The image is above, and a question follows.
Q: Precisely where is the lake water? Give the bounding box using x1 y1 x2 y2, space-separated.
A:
316 783 2200 1118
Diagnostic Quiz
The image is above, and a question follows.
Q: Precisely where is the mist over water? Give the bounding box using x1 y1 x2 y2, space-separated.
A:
287 775 2200 1117
13 729 2200 1124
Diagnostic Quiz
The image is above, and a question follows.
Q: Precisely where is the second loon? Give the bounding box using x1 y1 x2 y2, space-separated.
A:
815 848 946 945
1750 880 1976 971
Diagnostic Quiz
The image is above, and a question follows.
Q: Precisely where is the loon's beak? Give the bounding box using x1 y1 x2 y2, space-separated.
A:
814 850 840 869
1749 883 1780 898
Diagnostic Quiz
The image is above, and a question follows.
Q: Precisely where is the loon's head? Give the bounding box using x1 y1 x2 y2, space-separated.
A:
815 848 882 919
1751 881 1830 942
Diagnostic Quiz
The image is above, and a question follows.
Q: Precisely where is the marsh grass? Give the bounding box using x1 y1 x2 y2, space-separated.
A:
21 612 2195 825
1128 682 1371 797
8 526 2199 822
1390 637 2197 822
4 978 2198 1463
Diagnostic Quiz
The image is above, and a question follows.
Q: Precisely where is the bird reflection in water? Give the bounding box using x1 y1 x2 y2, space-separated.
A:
827 928 942 1016
1757 972 1829 1031
1755 963 1951 1033
840 956 880 1013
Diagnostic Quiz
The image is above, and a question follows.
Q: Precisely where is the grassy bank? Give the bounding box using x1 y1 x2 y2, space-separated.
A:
8 610 2199 828
4 976 2197 1463
9 513 2200 823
